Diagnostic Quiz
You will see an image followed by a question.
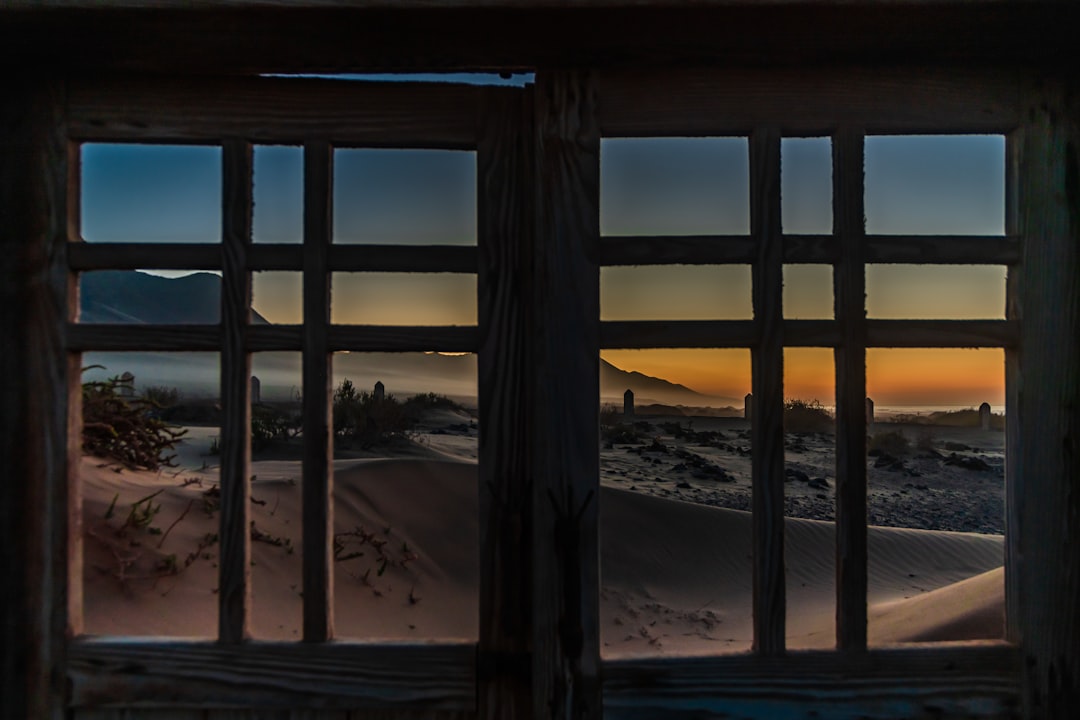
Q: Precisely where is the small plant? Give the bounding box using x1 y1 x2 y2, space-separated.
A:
82 367 187 470
869 429 911 456
784 398 834 434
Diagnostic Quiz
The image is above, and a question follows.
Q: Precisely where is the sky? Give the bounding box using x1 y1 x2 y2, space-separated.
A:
78 81 1007 408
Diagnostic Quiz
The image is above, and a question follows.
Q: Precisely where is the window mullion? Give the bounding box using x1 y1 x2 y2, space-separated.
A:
750 127 785 655
833 127 868 652
302 139 334 643
218 138 253 643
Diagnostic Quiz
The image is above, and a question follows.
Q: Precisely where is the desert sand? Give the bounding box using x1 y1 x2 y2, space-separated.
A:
81 408 1005 656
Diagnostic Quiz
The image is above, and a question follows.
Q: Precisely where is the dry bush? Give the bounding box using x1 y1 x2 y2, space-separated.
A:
869 429 911 457
82 369 187 470
783 398 834 433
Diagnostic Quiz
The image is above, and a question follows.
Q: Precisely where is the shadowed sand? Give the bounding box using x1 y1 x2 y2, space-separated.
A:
81 451 1004 655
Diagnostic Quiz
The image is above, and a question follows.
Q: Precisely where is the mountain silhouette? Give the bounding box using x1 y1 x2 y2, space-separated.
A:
80 270 729 406
80 271 268 324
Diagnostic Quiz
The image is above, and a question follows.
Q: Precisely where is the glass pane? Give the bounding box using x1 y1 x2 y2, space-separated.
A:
333 149 476 245
249 352 304 639
601 265 752 321
864 135 1005 236
781 137 832 235
253 145 303 244
253 272 303 325
866 348 1005 645
80 352 221 638
783 348 836 649
81 143 222 243
331 352 478 640
600 349 752 657
79 270 222 324
601 137 750 236
331 272 476 326
866 265 1006 319
783 264 833 319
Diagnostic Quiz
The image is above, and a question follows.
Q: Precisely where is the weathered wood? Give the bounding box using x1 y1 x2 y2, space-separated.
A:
833 127 868 652
66 243 478 274
0 76 70 720
599 236 755 266
1003 129 1021 646
218 139 253 643
532 70 601 720
67 640 476 710
76 710 206 720
865 235 1021 265
600 320 757 349
68 77 483 148
597 234 1018 268
1013 78 1080 720
328 245 477 274
477 86 534 719
5 6 1076 75
302 140 334 642
67 132 85 639
749 128 785 655
865 320 1019 348
65 324 480 353
66 324 222 351
596 66 1022 136
67 243 222 271
782 234 838 264
603 644 1020 720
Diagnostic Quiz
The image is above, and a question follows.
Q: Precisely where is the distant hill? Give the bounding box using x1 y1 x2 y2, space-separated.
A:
80 270 268 325
80 271 731 407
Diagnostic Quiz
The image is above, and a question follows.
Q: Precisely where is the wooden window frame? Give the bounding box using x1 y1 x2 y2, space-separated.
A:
24 64 1068 718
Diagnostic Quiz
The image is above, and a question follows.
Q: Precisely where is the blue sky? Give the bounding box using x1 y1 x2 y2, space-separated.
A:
77 89 1007 403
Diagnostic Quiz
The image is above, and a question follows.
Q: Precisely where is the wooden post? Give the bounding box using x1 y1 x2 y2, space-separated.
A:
478 84 536 718
532 69 601 720
750 127 786 655
833 127 868 652
0 77 69 720
1004 127 1022 646
302 140 334 642
1014 77 1080 718
218 139 253 643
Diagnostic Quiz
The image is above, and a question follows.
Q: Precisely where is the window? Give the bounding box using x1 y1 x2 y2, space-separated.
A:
37 65 1056 718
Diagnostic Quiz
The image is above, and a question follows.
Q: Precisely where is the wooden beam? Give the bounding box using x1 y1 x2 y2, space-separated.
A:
865 235 1021 265
597 234 1019 268
532 69 601 720
69 76 483 148
1013 77 1080 720
749 127 785 655
0 76 70 720
865 320 1018 348
301 140 334 642
1004 128 1022 646
67 640 476 710
603 644 1020 720
328 245 478 274
4 6 1078 74
599 236 755 266
64 324 479 353
596 66 1023 136
477 84 535 720
217 139 253 643
600 320 756 349
66 242 478 274
833 127 868 652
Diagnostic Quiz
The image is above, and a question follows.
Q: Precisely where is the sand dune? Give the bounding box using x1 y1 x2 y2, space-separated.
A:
80 455 1004 654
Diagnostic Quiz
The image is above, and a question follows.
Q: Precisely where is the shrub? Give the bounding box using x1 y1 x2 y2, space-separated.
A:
82 369 187 470
784 398 834 433
333 378 411 448
141 385 181 409
869 429 910 456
